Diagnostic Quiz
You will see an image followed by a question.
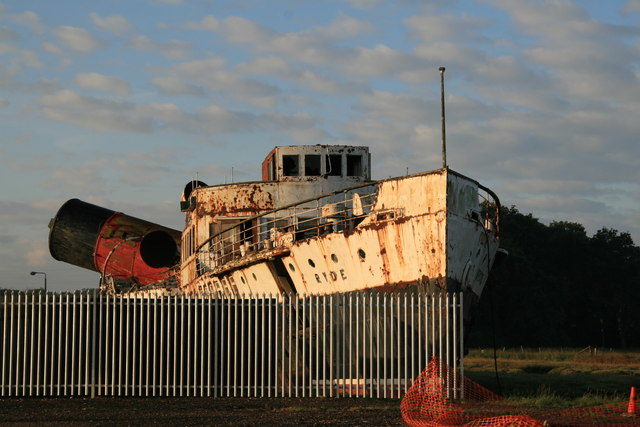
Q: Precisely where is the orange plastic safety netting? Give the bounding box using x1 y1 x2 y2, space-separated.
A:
401 357 637 426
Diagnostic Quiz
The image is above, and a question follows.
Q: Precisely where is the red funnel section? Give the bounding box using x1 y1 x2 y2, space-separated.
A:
93 212 180 285
49 199 181 286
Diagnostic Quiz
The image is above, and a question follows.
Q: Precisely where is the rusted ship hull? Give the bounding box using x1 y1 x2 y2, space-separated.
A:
180 169 499 309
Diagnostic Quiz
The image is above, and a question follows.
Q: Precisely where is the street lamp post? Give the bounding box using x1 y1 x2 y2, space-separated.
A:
30 271 47 293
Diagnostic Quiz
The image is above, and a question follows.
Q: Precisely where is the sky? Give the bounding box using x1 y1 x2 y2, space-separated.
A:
1 0 639 291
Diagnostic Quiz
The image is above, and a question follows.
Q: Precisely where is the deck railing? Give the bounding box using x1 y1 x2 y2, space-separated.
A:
189 183 380 278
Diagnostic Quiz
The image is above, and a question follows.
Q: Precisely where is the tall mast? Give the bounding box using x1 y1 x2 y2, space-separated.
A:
439 66 447 169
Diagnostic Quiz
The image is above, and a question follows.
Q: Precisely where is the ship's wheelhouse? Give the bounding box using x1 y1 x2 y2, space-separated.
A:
261 145 371 182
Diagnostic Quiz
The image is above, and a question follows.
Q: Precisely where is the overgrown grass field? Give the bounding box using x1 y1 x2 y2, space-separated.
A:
464 347 640 407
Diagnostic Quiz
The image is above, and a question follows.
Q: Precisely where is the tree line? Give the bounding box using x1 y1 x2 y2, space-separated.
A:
468 206 640 349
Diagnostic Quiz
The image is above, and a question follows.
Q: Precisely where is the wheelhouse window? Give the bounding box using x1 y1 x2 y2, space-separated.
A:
304 154 321 176
282 155 300 176
268 156 276 180
326 154 342 176
347 154 363 177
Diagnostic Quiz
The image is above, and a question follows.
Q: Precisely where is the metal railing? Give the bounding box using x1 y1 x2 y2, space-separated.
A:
0 290 463 398
188 184 379 278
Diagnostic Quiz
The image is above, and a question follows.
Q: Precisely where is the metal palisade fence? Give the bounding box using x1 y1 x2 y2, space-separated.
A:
0 291 463 398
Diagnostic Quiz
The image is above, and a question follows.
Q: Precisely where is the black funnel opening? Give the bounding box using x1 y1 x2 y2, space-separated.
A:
139 230 178 268
48 199 115 271
182 180 208 201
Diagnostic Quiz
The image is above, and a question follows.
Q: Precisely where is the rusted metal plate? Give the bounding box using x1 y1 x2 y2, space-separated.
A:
194 183 275 217
182 168 499 300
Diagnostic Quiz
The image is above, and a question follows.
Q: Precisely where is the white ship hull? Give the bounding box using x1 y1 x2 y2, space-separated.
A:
180 168 500 311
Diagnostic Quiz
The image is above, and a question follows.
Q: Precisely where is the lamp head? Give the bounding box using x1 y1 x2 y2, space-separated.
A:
30 271 36 276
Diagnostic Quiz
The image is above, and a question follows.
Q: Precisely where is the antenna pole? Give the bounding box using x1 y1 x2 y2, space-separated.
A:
439 66 447 169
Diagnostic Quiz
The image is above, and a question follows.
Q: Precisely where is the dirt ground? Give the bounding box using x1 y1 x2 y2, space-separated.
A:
0 397 403 426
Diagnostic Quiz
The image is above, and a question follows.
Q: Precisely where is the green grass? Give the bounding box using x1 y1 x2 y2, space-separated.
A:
504 391 619 408
467 347 640 364
464 347 639 407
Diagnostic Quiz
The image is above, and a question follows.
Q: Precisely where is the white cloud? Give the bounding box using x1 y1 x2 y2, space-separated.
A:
182 15 219 31
486 0 588 35
296 69 365 94
342 0 384 9
74 72 131 96
11 10 47 33
151 76 204 96
498 180 603 197
486 0 640 104
311 13 373 39
355 90 431 124
209 15 427 82
152 57 281 107
16 49 42 68
0 26 20 41
345 44 425 78
0 43 43 68
169 57 227 76
518 196 608 215
25 243 48 267
42 42 63 55
0 63 20 88
405 13 490 42
220 16 276 44
128 34 192 59
42 158 110 193
622 0 640 13
37 89 325 140
235 56 290 76
39 90 155 133
90 12 134 36
53 26 106 53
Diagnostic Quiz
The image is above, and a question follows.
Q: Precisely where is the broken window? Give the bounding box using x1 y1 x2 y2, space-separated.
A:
347 154 363 177
305 154 321 176
282 155 300 176
326 154 342 176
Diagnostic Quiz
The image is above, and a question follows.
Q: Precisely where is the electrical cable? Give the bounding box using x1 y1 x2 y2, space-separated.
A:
487 274 502 394
475 214 502 394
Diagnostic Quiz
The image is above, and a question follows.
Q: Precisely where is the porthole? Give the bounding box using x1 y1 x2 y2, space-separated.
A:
308 259 316 268
357 249 366 260
252 273 257 281
289 263 296 272
331 254 338 263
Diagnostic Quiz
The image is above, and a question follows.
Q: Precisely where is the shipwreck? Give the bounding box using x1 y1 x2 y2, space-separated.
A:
48 69 504 324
